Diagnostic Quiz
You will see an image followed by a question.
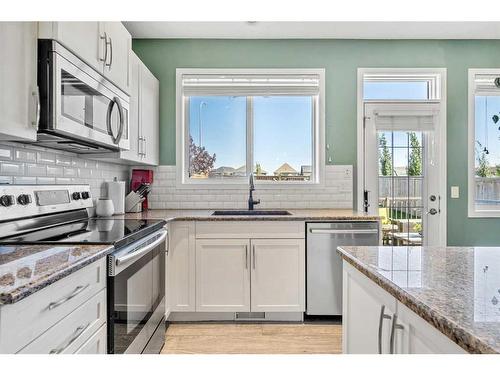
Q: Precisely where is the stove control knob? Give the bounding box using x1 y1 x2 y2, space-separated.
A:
81 191 90 200
72 192 81 200
0 195 15 207
17 194 32 206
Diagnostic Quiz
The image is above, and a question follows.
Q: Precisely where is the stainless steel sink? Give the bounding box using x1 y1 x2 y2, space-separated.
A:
212 210 292 216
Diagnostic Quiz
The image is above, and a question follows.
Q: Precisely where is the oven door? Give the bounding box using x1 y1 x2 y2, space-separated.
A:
41 41 130 151
108 230 166 354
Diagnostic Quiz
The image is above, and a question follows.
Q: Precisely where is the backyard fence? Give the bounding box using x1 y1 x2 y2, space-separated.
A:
475 177 500 205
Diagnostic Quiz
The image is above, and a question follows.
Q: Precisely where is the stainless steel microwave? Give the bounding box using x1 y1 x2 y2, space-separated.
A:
36 40 130 153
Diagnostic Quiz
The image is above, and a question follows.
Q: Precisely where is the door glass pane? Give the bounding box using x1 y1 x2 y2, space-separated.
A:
474 95 500 210
378 131 424 246
187 96 247 180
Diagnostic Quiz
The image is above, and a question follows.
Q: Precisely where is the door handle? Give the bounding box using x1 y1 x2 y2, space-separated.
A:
428 208 438 215
252 245 256 269
378 305 392 354
389 314 405 354
99 32 108 63
31 87 40 128
107 97 124 144
245 245 248 269
309 228 379 235
106 37 113 69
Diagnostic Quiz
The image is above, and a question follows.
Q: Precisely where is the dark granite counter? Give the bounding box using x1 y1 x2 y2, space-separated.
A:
0 244 112 305
337 245 500 354
122 209 379 222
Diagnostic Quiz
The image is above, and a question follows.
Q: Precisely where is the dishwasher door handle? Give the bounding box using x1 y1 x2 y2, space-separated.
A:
308 228 379 235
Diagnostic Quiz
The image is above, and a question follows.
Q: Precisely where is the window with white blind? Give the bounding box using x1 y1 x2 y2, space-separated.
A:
468 69 500 217
176 69 325 185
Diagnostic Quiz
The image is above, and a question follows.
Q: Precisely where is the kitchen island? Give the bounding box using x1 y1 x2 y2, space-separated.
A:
337 245 500 354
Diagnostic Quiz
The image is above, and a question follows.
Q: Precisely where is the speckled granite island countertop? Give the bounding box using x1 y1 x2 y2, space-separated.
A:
337 245 500 354
0 244 112 304
121 209 379 222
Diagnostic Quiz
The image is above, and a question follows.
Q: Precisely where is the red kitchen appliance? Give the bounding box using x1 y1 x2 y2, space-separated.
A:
130 169 154 211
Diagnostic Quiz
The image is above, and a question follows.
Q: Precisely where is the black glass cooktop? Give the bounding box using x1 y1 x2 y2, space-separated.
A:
0 218 166 249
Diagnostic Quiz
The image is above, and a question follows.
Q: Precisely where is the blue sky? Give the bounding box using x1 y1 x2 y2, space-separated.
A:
189 96 312 174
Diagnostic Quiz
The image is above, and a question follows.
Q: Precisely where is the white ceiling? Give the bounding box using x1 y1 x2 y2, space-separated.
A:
123 21 500 39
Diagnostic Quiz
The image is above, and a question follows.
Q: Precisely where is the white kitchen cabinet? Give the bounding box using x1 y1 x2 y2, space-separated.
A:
250 239 305 312
196 239 251 312
139 59 160 165
168 222 196 312
392 301 466 354
74 324 107 354
342 261 466 354
102 22 132 94
0 22 38 142
342 261 396 354
38 22 102 71
38 22 131 94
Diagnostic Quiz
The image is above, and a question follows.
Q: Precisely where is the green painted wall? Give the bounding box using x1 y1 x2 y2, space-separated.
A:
132 39 500 246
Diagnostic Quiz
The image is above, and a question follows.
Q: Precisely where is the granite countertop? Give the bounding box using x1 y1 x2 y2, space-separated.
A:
121 209 379 222
0 244 112 305
337 245 500 354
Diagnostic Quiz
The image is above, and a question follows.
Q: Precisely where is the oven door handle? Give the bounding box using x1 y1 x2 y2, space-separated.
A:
115 230 167 267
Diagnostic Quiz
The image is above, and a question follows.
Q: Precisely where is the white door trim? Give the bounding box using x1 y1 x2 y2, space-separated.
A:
356 68 447 246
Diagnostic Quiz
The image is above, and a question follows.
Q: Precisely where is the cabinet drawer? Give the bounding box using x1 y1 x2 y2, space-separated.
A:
195 221 305 239
74 323 107 354
18 289 106 354
0 258 106 353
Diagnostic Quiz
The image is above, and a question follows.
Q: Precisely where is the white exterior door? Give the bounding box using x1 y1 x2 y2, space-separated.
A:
363 102 445 246
196 239 250 312
250 239 305 312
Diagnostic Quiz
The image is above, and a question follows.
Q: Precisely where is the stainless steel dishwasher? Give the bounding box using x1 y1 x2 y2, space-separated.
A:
306 221 380 316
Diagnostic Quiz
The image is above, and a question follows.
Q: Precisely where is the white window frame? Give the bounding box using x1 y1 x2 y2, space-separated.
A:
356 68 447 244
176 68 325 189
468 68 500 217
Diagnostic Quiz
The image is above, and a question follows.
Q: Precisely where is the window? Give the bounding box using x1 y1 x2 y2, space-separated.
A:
363 73 441 101
469 69 500 216
177 69 324 185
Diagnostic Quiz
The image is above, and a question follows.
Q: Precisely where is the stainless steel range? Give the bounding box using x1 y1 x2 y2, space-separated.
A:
0 184 167 354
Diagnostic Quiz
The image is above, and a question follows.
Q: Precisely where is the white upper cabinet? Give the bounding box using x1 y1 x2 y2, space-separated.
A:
101 22 131 94
139 61 160 165
0 22 38 142
250 239 305 312
38 22 131 94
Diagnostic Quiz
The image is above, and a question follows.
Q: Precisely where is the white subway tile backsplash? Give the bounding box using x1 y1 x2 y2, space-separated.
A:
1 142 130 199
146 165 353 210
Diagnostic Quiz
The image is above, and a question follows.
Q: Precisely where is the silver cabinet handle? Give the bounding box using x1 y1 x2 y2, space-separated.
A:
143 137 147 157
116 230 167 266
31 87 40 128
99 32 108 63
49 322 90 354
252 245 256 269
378 305 392 354
138 136 145 157
48 284 90 310
309 228 379 235
389 314 404 354
245 245 248 269
105 36 113 68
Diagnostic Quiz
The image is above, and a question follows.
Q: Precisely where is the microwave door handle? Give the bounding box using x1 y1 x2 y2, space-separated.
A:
114 97 124 144
106 97 124 144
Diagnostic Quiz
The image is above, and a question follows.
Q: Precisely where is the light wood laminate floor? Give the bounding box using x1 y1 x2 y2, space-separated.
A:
161 323 342 354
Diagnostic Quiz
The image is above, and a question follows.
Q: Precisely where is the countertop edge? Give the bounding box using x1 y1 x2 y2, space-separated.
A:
336 247 498 354
0 245 114 306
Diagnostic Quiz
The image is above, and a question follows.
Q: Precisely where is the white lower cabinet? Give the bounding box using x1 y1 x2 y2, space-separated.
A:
168 221 196 312
196 239 250 312
251 239 305 312
74 324 107 354
343 261 466 354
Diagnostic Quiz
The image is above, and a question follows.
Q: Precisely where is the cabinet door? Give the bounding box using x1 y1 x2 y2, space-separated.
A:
250 239 305 312
139 64 160 166
168 222 196 312
103 22 131 94
342 261 396 354
120 52 141 163
39 22 103 72
196 239 250 312
394 301 466 354
74 324 107 354
0 22 38 141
